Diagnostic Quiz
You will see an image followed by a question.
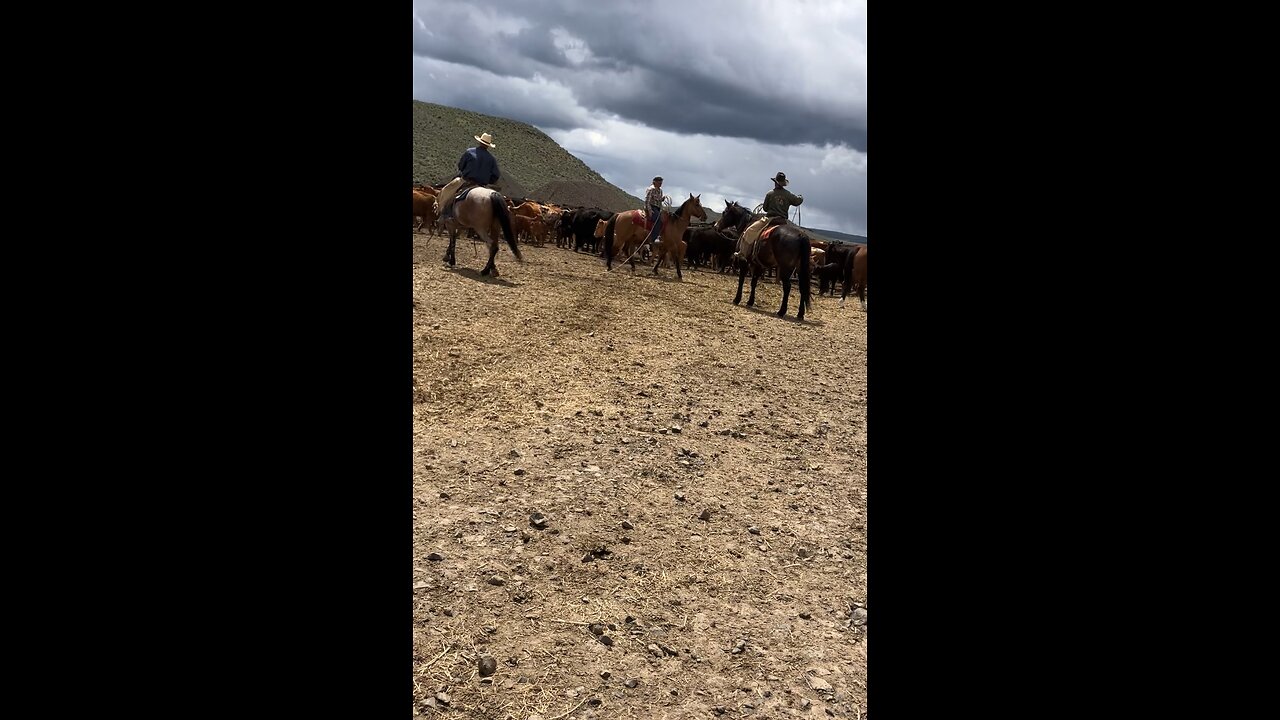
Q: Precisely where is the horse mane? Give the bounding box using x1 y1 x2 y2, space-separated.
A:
673 196 699 218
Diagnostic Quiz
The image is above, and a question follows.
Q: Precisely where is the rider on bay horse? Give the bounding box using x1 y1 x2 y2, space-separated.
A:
435 131 501 222
739 171 804 264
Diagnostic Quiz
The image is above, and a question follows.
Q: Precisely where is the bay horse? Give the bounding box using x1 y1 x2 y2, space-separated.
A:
851 244 868 310
439 187 522 277
732 215 812 321
603 195 706 277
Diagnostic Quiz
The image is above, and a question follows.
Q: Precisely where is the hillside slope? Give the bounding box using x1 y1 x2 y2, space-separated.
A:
413 101 645 213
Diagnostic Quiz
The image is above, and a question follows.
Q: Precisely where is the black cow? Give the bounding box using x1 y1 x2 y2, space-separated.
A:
569 207 612 254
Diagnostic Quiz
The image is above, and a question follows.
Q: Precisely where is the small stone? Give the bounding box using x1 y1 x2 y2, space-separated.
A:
799 611 812 620
508 449 521 458
414 581 428 590
600 671 611 680
699 420 709 427
671 425 682 433
808 676 833 692
797 547 813 558
748 526 761 535
674 493 686 502
589 623 606 635
622 520 633 530
487 575 506 586
439 492 450 499
599 635 614 646
443 608 454 617
699 508 712 521
648 643 663 657
514 467 526 476
504 526 517 533
852 607 868 625
435 692 451 705
620 536 632 544
624 679 639 688
767 675 781 681
478 655 497 676
530 513 548 528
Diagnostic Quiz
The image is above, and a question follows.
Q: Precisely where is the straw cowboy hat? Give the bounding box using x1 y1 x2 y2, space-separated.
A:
771 171 789 186
474 132 496 148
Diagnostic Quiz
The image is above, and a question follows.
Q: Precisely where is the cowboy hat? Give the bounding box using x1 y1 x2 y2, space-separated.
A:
474 132 496 148
771 172 788 185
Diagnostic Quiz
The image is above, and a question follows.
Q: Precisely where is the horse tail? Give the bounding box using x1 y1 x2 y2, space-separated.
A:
798 233 813 313
604 214 618 269
842 245 856 300
491 193 521 261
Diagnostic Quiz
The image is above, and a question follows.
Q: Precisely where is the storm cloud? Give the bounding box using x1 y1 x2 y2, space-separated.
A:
413 0 867 236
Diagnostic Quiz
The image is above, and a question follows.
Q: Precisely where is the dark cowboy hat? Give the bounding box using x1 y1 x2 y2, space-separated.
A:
653 176 663 183
771 172 789 185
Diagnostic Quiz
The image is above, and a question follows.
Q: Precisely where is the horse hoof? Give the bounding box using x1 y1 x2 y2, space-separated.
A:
733 298 741 305
776 310 786 318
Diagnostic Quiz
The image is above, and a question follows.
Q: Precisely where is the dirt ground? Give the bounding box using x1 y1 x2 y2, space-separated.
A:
413 231 868 719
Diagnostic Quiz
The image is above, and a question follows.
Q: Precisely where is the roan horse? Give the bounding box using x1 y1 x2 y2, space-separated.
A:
438 187 522 277
604 194 706 278
730 207 812 320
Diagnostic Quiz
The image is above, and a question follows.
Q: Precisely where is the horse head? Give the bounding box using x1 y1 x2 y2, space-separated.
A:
680 193 706 222
716 200 749 231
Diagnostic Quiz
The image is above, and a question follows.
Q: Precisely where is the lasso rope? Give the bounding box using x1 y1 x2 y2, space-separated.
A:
606 197 672 272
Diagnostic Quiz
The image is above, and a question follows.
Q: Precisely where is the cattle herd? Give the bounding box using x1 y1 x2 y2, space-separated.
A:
412 182 867 309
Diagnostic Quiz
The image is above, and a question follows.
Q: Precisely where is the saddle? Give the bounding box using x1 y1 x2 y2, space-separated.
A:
736 217 786 266
630 209 657 230
441 184 484 221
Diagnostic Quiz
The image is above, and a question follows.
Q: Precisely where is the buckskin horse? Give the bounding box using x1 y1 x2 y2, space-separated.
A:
439 186 522 277
603 195 705 277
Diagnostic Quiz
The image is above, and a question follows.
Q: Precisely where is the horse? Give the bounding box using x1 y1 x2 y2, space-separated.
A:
439 187 522 277
824 242 865 307
604 195 706 278
732 216 812 321
851 244 868 310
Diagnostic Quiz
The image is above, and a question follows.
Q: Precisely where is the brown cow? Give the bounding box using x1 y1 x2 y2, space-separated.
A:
412 190 439 235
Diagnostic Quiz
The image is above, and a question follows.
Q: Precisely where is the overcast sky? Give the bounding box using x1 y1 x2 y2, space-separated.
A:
412 0 867 236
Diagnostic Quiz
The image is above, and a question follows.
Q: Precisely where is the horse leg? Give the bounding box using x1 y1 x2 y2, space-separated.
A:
747 266 762 307
734 260 747 305
444 228 458 266
481 236 499 276
778 263 792 318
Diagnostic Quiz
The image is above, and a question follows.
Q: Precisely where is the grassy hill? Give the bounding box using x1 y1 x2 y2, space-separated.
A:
413 100 866 242
413 101 645 213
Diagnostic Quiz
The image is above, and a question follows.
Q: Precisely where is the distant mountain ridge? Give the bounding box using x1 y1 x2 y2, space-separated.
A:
413 100 864 243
